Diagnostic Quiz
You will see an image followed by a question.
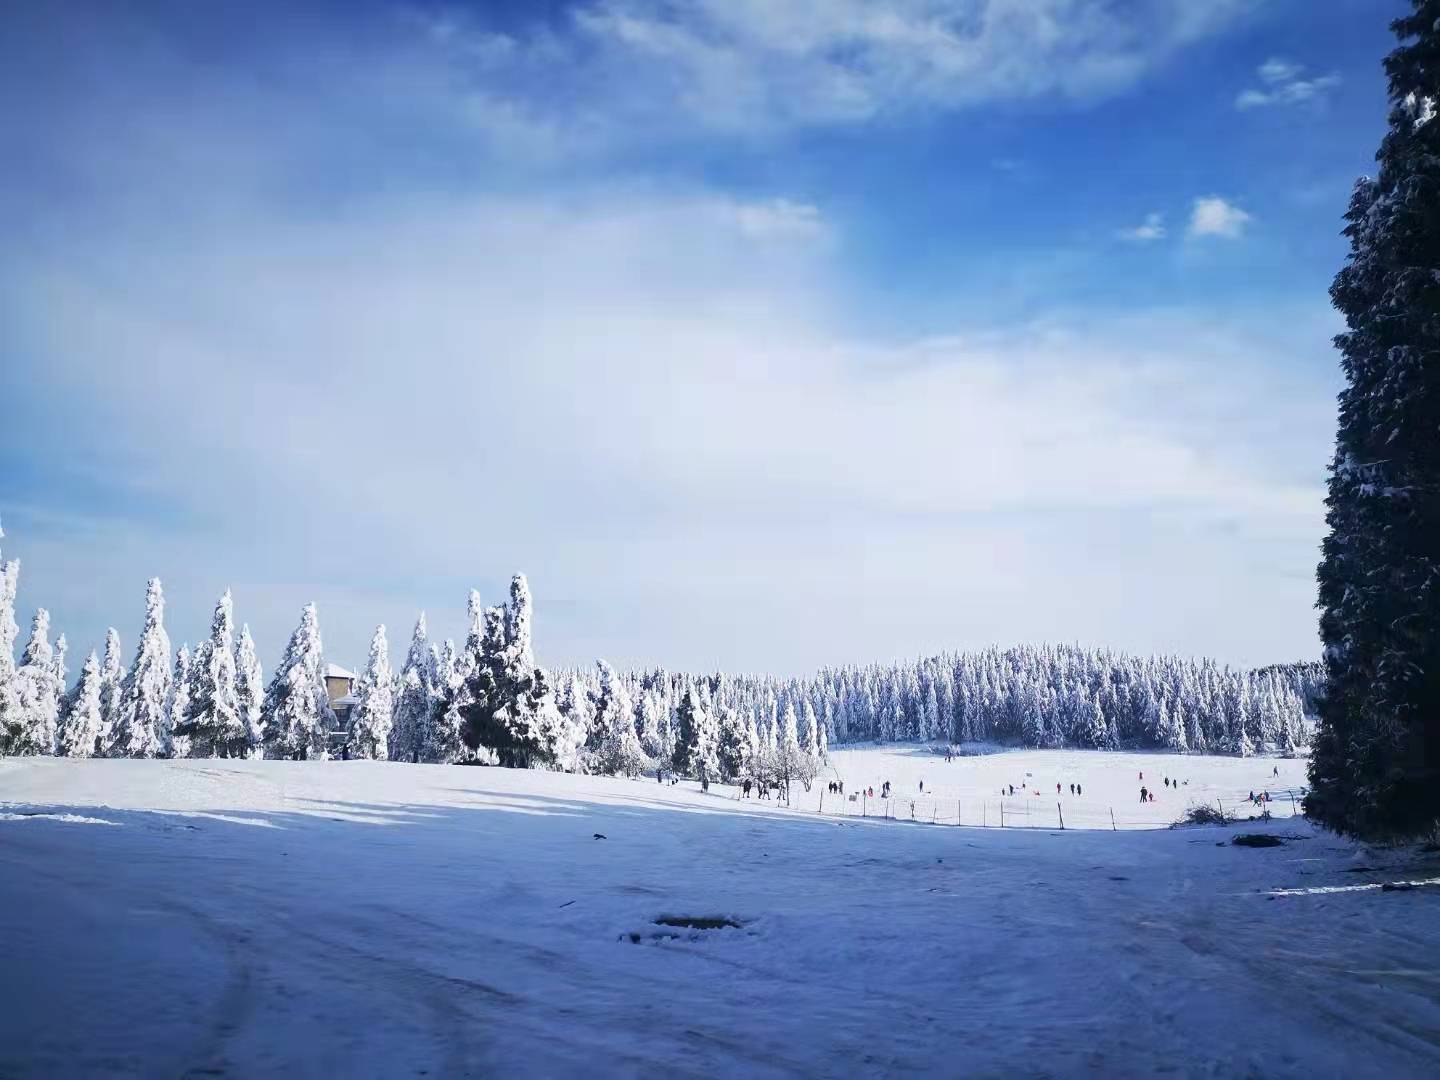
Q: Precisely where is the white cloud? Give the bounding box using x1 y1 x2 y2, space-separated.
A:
727 198 830 243
1235 57 1340 110
1188 196 1252 239
415 0 1266 136
1119 212 1167 242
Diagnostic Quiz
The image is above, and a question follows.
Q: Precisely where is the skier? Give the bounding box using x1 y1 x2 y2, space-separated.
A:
1140 786 1148 803
1056 783 1062 795
1069 783 1075 796
919 780 924 793
1076 784 1082 796
743 779 752 797
1273 765 1279 777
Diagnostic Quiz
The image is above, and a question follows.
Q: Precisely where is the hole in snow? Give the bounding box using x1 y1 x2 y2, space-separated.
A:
654 915 745 931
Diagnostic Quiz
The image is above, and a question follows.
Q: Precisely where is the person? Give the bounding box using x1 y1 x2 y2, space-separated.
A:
1069 783 1075 796
839 781 844 794
1008 784 1015 796
1076 784 1082 796
743 778 751 797
1139 771 1144 781
1140 786 1148 803
1249 789 1255 802
919 780 924 793
1056 783 1062 795
1273 765 1279 777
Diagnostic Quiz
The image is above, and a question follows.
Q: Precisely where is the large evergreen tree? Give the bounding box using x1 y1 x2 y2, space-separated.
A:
235 624 265 758
98 627 123 751
590 659 648 776
164 645 193 758
349 624 394 760
458 575 557 768
57 651 105 758
1310 1 1440 838
179 591 246 758
389 613 433 763
261 603 335 760
110 578 172 758
9 609 60 755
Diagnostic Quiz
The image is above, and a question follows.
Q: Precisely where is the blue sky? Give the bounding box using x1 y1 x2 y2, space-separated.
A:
0 0 1407 676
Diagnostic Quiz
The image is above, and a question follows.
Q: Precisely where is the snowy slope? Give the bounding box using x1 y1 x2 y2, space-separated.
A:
1 754 1438 1078
800 745 1310 829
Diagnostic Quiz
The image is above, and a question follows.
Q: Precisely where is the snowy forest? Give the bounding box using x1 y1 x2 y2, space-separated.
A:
0 521 1318 780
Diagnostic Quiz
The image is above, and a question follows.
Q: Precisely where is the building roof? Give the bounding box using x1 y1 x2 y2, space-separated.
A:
331 694 359 708
324 663 356 680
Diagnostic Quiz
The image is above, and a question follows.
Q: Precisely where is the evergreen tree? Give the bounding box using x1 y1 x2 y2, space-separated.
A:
9 609 60 754
388 613 433 763
458 575 557 768
180 591 246 757
58 651 105 758
98 628 123 751
715 704 751 781
671 686 700 775
1311 0 1440 838
110 578 172 759
590 659 648 776
350 624 394 760
261 603 334 760
164 645 193 758
235 624 265 758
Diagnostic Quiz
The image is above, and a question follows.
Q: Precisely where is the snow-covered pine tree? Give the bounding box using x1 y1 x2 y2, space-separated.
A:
458 576 557 768
58 651 105 758
671 686 700 776
235 624 264 758
261 603 335 760
715 704 751 781
180 591 246 757
98 628 123 750
110 578 172 759
1311 0 1440 838
9 609 61 754
162 645 193 758
388 614 432 764
349 624 394 760
428 637 465 764
590 659 648 776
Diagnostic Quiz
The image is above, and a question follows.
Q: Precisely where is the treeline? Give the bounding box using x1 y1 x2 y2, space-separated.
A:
0 522 1314 775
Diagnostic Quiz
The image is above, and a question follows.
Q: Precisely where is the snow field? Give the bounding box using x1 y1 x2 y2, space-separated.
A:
1 751 1438 1078
787 745 1309 830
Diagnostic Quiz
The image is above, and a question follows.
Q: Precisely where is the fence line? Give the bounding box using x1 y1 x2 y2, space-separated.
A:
772 787 1305 832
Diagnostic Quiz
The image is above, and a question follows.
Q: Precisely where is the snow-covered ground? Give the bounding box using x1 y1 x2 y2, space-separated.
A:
2 752 1438 1078
801 745 1310 829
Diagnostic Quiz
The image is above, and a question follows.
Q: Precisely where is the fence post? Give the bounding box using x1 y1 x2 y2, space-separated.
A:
1058 802 1065 830
957 800 962 827
1110 807 1116 831
819 789 824 815
910 801 915 821
1217 798 1224 820
1000 803 1005 828
983 802 987 828
863 792 867 817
